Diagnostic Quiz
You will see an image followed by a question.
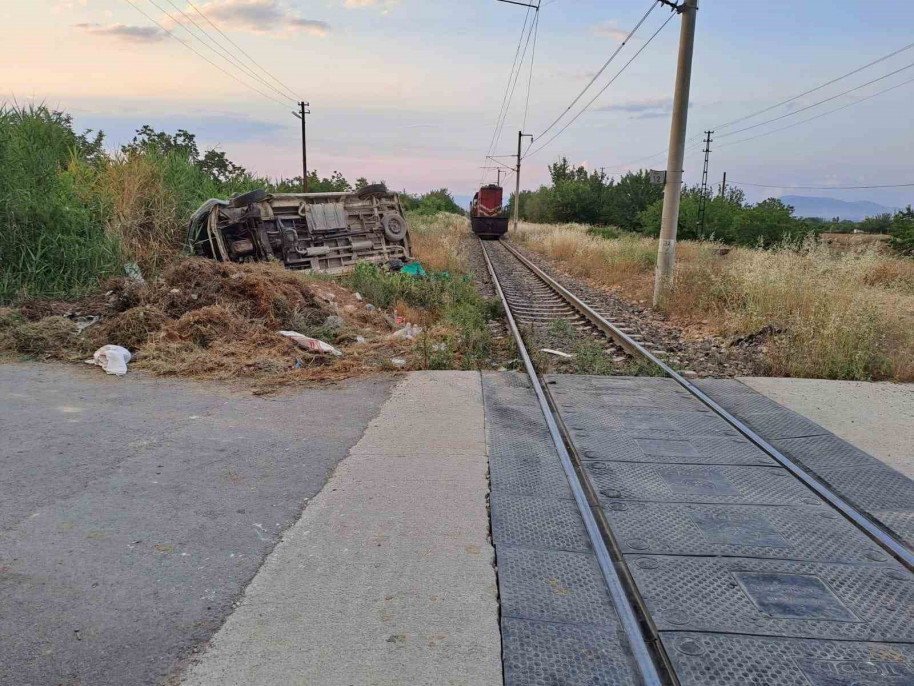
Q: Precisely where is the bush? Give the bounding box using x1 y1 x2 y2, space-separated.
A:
889 206 914 256
0 105 122 300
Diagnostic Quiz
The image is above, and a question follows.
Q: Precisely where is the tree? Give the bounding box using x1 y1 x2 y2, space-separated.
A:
889 206 914 256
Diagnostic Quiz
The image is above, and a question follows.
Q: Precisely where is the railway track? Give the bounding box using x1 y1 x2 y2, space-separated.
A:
480 237 914 685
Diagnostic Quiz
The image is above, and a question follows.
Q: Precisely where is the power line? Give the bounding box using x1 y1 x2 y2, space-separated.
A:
716 74 914 151
522 10 539 131
711 39 914 132
184 0 302 102
534 0 658 143
524 11 676 160
121 0 293 108
491 5 539 167
482 4 534 183
730 180 914 190
716 59 914 140
155 0 296 105
606 40 914 175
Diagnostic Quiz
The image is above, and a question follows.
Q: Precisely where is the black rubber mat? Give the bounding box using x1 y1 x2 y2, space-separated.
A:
585 461 820 505
695 378 914 551
570 430 775 466
502 618 639 686
497 547 621 625
627 555 914 641
490 492 590 553
603 501 891 563
482 373 642 685
663 632 914 685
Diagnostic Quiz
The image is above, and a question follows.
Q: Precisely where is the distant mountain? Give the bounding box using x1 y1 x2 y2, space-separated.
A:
780 195 899 221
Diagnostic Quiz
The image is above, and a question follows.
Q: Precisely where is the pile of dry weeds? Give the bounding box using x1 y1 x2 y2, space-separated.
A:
0 258 414 385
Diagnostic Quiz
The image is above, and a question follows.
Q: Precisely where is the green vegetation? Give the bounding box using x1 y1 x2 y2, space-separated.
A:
0 104 466 303
346 262 500 370
889 206 914 256
511 157 913 253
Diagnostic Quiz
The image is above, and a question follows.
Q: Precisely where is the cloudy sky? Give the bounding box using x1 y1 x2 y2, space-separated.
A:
5 0 914 206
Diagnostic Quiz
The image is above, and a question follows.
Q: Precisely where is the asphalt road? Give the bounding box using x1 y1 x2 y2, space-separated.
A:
0 363 395 686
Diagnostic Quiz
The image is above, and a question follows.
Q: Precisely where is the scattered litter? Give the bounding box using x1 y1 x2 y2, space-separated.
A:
279 331 343 357
355 292 363 302
366 304 375 311
355 336 367 344
169 288 181 295
541 348 573 359
395 316 404 325
389 323 422 340
323 315 345 331
682 370 699 378
85 345 132 376
401 261 427 277
124 262 146 284
75 316 100 334
431 342 446 352
389 357 407 368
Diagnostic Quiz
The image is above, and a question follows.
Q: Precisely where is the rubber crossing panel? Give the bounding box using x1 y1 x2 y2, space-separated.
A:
483 373 642 685
546 374 914 685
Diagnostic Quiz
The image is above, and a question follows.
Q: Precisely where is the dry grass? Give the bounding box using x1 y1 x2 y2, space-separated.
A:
408 212 471 273
512 222 914 381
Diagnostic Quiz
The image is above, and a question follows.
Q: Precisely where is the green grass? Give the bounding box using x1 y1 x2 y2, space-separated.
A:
345 262 502 370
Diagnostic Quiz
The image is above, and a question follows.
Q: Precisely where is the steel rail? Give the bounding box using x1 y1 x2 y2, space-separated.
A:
479 240 664 686
497 239 914 570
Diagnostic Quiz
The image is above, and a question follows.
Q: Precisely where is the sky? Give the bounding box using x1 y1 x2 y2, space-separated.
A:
4 0 914 207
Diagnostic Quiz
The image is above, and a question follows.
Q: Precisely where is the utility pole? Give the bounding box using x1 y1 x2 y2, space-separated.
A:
653 0 699 307
514 130 533 231
720 171 727 196
294 101 310 192
697 130 713 235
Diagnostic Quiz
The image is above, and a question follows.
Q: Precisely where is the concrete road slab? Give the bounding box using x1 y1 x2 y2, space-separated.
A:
0 363 394 686
181 371 502 686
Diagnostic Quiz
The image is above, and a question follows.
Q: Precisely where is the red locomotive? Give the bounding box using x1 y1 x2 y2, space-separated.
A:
470 184 509 239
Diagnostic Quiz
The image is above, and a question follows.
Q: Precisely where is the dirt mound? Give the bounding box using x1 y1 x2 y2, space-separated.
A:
0 258 414 386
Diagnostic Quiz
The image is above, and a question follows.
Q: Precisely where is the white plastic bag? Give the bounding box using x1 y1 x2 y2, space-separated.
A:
388 323 422 340
86 345 132 376
279 331 343 357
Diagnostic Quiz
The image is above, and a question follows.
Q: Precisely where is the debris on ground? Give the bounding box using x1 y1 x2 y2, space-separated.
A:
389 323 422 340
279 331 344 357
401 261 427 278
541 348 573 359
86 345 132 376
390 357 407 367
0 258 420 387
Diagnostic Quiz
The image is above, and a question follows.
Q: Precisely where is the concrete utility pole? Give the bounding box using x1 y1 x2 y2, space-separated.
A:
296 101 310 192
653 0 699 307
697 130 713 235
514 130 533 231
720 171 727 196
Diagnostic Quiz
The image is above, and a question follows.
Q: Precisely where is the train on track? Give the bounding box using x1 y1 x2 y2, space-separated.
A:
470 184 509 239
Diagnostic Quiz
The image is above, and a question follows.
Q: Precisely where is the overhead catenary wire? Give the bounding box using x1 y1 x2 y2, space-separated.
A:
184 0 303 103
533 0 658 143
716 74 914 151
490 4 539 169
159 0 298 104
481 4 534 183
121 0 294 109
711 39 914 133
524 11 676 161
716 59 914 140
730 180 914 190
522 9 539 131
605 39 914 175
